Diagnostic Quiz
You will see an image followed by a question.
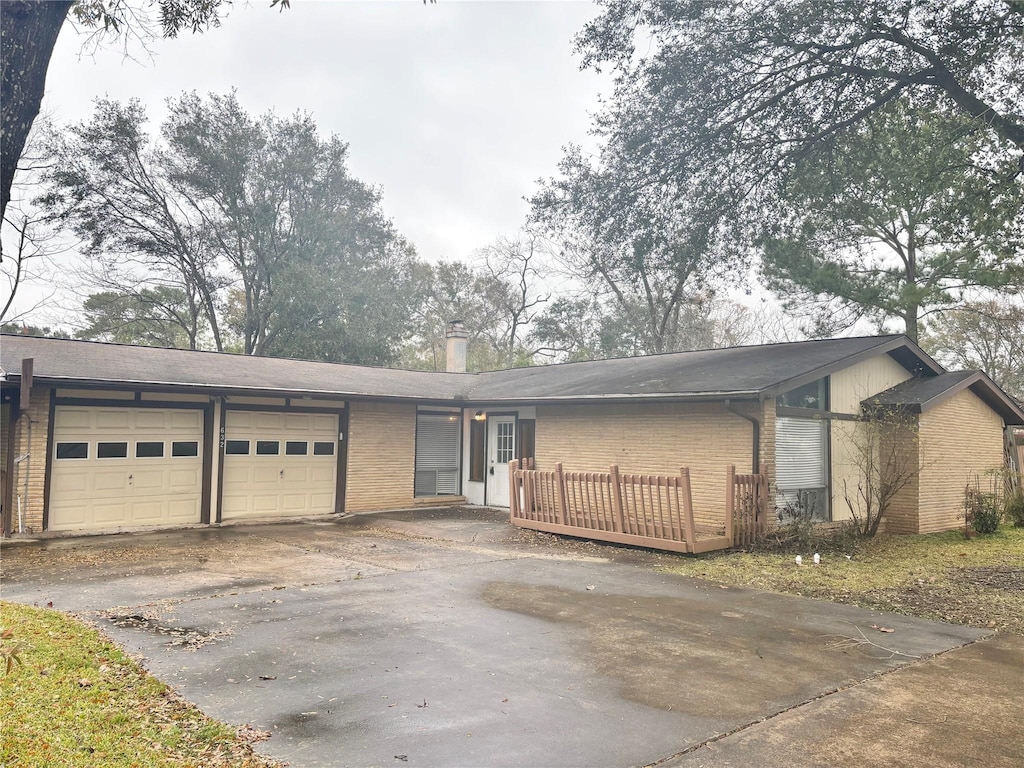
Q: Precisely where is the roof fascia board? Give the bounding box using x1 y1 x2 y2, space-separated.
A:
17 374 466 406
760 337 942 399
461 393 762 407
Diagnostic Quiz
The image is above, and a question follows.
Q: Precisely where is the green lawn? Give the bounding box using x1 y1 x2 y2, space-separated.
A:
662 527 1024 633
0 602 281 767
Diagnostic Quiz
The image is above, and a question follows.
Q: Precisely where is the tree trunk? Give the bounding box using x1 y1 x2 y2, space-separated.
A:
903 304 920 343
1 0 73 220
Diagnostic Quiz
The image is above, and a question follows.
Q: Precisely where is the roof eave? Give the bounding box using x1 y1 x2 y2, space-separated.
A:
16 374 465 405
760 336 944 399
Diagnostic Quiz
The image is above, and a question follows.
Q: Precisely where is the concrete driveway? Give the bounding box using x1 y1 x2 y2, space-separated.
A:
1 508 1014 767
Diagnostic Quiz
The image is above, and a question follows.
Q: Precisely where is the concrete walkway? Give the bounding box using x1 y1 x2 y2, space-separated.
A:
1 508 1015 767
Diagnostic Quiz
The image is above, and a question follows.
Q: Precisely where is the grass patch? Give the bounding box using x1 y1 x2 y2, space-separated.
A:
662 527 1024 633
0 601 281 767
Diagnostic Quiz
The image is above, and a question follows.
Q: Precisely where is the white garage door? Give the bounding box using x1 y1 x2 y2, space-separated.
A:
49 406 204 532
221 410 338 520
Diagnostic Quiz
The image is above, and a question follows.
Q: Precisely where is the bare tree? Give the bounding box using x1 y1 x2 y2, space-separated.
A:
841 409 922 537
0 204 64 324
477 235 552 368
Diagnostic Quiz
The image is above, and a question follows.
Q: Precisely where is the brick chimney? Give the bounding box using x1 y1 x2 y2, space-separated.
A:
445 320 468 373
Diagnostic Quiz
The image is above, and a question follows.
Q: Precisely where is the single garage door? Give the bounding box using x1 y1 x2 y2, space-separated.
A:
221 410 338 520
49 405 205 532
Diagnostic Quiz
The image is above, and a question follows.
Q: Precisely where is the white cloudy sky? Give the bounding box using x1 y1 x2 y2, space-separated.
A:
43 0 605 261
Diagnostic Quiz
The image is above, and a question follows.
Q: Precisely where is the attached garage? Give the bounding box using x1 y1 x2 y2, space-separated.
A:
48 405 207 532
220 409 341 521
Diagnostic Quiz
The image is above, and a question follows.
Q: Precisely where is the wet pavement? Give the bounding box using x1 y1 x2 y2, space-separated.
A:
0 508 1007 767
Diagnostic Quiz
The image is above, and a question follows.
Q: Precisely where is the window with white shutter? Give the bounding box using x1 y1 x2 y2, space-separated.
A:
415 412 461 496
775 416 829 520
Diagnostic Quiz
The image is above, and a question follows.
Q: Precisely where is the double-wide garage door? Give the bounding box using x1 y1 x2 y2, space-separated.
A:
221 410 339 520
49 406 205 532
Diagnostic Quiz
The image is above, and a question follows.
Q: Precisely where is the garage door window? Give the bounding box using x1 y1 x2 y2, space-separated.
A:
415 412 460 497
172 441 199 457
313 441 335 456
97 442 128 459
225 440 249 455
56 442 89 460
285 441 308 456
136 441 165 458
256 440 280 455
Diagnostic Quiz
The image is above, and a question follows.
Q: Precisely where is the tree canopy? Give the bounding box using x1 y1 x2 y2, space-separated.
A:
578 0 1024 191
1 0 289 220
40 92 418 365
759 103 1024 341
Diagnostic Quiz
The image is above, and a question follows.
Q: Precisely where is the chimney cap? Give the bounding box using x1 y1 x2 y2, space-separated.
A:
446 319 468 338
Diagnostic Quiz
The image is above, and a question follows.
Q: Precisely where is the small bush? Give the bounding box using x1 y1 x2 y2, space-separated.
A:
753 501 860 554
967 490 1001 535
1005 491 1024 528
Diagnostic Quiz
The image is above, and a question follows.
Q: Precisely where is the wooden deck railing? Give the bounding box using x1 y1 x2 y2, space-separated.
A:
727 463 769 549
510 460 751 554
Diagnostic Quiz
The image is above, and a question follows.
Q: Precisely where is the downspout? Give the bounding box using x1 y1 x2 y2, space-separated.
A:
724 399 759 474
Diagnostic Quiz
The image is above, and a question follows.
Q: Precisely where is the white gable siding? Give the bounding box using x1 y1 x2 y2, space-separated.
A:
829 353 913 414
829 353 914 521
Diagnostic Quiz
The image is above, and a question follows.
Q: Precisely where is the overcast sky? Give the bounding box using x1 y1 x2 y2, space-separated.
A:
41 0 606 264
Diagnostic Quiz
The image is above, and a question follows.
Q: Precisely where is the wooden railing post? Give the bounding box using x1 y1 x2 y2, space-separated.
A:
757 462 768 531
555 462 566 525
680 467 696 551
725 464 736 547
609 465 625 533
509 459 520 520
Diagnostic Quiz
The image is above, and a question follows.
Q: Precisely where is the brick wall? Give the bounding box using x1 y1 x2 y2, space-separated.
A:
534 401 761 529
881 419 922 535
759 398 777 514
7 385 51 534
918 389 1005 534
345 400 418 512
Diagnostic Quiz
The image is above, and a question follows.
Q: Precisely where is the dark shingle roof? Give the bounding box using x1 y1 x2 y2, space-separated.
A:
1 333 941 404
464 335 931 401
867 370 1024 424
0 335 468 401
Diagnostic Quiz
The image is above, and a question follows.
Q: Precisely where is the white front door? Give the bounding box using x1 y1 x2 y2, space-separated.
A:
486 416 516 506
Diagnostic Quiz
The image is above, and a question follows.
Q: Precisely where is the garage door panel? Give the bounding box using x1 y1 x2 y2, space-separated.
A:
254 412 283 430
221 409 339 521
170 411 202 429
94 471 129 492
49 405 204 532
310 492 334 511
132 470 165 490
311 466 335 483
53 471 89 494
92 502 129 524
100 410 132 429
281 494 308 512
169 499 200 521
169 468 200 488
253 495 280 513
311 414 335 431
56 410 91 429
50 503 88 529
226 411 253 429
132 501 164 522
